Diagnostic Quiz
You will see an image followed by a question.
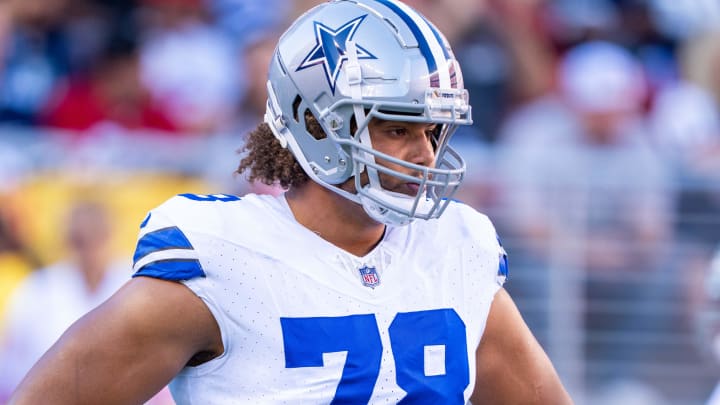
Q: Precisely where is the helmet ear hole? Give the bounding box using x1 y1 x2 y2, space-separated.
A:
291 95 302 122
305 109 327 140
291 95 327 140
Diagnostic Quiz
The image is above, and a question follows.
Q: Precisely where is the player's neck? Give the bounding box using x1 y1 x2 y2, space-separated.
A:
285 184 385 257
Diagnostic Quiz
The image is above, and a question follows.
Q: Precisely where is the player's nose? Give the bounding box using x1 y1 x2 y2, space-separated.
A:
407 126 435 167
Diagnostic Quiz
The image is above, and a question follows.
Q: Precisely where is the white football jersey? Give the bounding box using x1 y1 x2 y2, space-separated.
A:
132 193 507 404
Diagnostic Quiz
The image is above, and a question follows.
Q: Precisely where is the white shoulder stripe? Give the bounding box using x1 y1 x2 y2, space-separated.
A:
132 248 200 273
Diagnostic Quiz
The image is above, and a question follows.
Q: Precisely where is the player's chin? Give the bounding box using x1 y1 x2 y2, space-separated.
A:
386 182 424 198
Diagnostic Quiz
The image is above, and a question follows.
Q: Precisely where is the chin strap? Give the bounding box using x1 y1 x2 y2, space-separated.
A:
359 187 440 226
264 80 289 148
346 40 398 224
346 40 381 188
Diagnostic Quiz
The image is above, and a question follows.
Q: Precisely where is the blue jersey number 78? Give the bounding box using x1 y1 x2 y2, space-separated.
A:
280 308 469 404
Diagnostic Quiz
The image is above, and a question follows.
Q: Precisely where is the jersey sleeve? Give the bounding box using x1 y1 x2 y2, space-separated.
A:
496 234 509 285
478 215 508 290
453 202 509 289
131 199 205 281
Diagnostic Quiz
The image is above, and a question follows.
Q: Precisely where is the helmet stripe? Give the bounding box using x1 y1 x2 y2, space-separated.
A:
425 20 451 60
372 0 451 88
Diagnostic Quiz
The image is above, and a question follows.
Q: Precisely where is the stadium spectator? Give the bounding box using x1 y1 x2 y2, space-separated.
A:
496 40 674 400
650 31 720 175
40 31 179 135
208 0 290 42
650 31 720 252
0 199 39 337
498 40 671 274
406 0 559 144
0 200 128 400
137 0 243 134
225 28 286 196
0 0 72 126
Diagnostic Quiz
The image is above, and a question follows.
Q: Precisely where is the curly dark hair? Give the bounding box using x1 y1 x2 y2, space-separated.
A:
236 110 327 190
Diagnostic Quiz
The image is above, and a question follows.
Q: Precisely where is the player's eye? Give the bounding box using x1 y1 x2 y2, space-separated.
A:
387 127 408 136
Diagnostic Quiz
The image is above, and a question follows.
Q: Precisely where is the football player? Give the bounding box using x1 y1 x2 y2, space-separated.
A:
10 0 572 403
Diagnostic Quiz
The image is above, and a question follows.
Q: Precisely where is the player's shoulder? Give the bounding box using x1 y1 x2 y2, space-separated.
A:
152 192 244 217
410 200 503 263
146 192 270 234
428 200 508 282
136 192 280 261
434 199 497 241
132 193 281 281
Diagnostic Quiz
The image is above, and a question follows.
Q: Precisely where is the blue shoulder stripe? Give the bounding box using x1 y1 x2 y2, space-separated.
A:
132 259 205 281
498 252 509 278
497 235 509 278
140 212 152 229
133 226 194 265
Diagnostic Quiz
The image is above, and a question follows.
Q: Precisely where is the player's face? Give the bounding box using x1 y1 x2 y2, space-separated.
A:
364 118 437 197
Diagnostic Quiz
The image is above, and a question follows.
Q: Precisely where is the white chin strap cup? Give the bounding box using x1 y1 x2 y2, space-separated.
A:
359 186 435 226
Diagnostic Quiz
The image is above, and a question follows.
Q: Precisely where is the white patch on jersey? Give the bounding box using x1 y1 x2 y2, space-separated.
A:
424 344 446 376
322 351 349 383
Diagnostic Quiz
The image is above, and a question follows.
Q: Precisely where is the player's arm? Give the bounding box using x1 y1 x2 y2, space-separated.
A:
8 276 223 405
471 288 573 404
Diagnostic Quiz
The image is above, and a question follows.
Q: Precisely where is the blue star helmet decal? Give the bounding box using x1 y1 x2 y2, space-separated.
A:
296 15 376 94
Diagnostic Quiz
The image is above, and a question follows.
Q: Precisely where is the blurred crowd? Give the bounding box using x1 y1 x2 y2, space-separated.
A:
1 0 720 403
1 0 720 156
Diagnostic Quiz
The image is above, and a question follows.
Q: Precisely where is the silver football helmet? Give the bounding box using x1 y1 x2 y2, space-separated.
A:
264 0 472 226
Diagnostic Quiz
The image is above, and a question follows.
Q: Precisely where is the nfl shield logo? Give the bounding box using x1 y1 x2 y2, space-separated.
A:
358 265 380 288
